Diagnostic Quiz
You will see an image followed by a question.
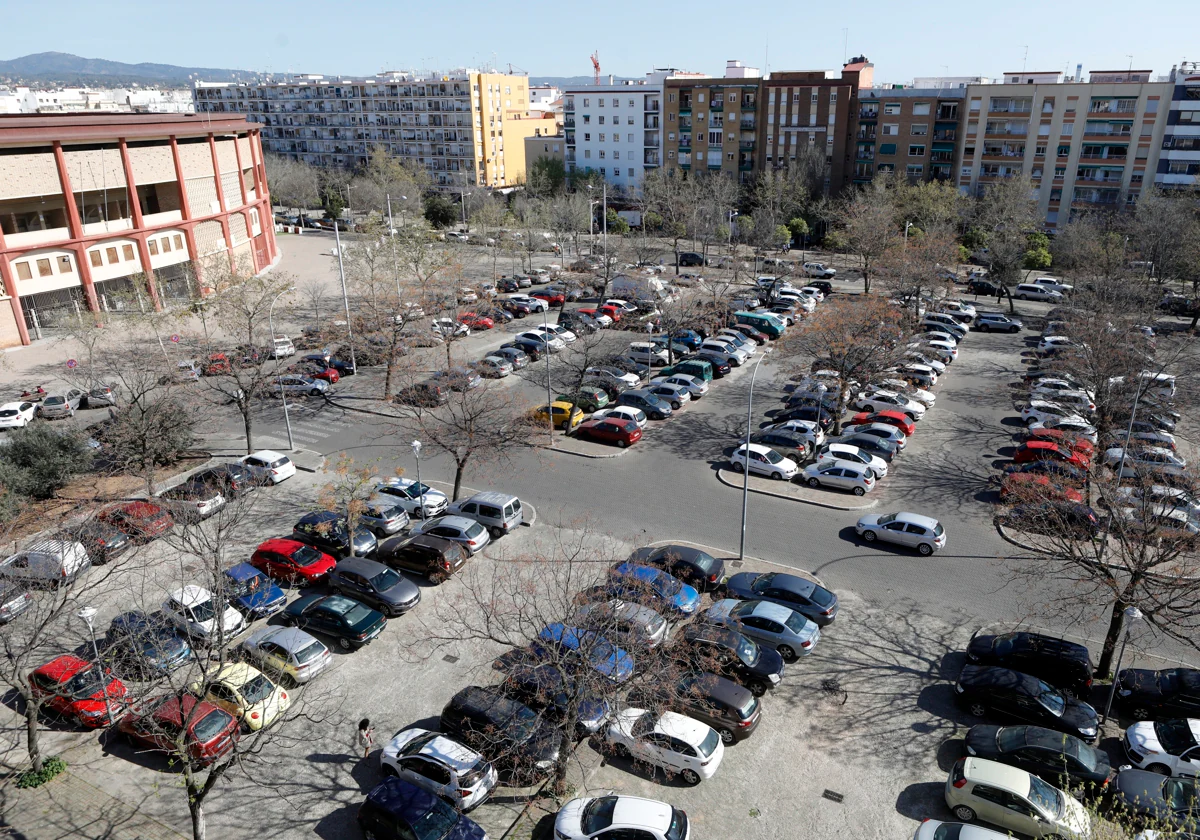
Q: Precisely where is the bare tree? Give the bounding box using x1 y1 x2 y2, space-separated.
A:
1131 188 1200 296
263 155 320 220
875 225 962 326
642 168 693 273
830 178 903 294
966 175 1043 311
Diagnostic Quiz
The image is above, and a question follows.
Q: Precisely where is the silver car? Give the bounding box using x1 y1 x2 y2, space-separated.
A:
360 498 411 536
241 625 332 685
476 356 513 378
38 389 86 419
571 598 669 649
704 598 820 662
409 515 491 555
273 375 329 397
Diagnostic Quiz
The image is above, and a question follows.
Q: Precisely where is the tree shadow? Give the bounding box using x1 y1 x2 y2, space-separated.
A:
936 737 966 772
313 803 361 840
593 749 696 789
896 781 951 821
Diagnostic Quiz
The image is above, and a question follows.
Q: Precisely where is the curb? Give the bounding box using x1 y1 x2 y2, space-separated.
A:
715 468 879 511
536 442 629 460
993 520 1043 552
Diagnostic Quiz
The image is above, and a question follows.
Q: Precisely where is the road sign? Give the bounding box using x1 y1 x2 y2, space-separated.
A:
66 359 77 369
170 334 181 343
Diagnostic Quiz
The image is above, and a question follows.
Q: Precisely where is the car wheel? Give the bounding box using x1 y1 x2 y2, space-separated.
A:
1011 326 1020 333
618 439 628 448
807 477 820 488
853 486 866 496
1018 293 1029 300
681 768 701 786
612 741 630 759
749 681 768 697
489 526 504 539
770 471 784 480
717 727 735 745
1147 763 1172 775
952 806 976 822
969 702 987 717
672 401 681 410
863 404 874 413
978 323 989 332
732 461 745 473
1131 706 1152 720
337 637 353 651
917 543 933 556
861 530 877 543
778 645 797 663
381 763 398 777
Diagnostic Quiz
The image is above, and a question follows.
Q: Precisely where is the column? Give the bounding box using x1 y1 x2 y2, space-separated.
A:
119 139 161 310
208 134 237 274
0 225 32 345
51 142 100 314
231 133 250 206
171 136 207 293
251 130 278 262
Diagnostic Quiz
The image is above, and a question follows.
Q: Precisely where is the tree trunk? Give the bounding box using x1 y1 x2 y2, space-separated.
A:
862 258 872 295
241 404 254 454
1095 596 1129 680
452 461 466 502
189 794 206 840
24 697 43 775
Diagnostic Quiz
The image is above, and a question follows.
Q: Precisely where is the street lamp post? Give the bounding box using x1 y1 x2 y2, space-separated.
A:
728 209 739 251
268 285 297 450
460 190 472 232
541 307 554 444
333 222 358 373
739 349 772 561
1102 605 1144 723
76 606 113 722
903 221 913 246
411 440 424 518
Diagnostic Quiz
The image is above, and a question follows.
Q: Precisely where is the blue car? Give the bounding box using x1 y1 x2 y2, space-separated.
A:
104 611 193 676
357 776 487 840
223 563 286 620
671 329 704 351
533 623 634 683
607 562 700 617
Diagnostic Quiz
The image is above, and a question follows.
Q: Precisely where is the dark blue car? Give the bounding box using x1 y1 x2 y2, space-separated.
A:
671 329 704 351
607 562 700 617
223 563 286 620
104 611 193 676
357 776 487 840
501 662 611 735
533 623 634 683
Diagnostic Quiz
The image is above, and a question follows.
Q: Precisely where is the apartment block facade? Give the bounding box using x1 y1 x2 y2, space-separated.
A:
662 74 761 183
958 72 1172 228
0 113 275 346
1157 62 1200 191
564 80 664 192
192 71 542 189
853 88 964 184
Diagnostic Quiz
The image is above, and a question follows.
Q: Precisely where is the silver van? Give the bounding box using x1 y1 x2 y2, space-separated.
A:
0 539 91 586
447 491 524 539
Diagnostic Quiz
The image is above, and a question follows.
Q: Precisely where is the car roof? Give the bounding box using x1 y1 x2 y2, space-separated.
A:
34 653 91 681
893 512 941 529
425 515 476 531
963 757 1032 796
169 585 214 607
256 537 311 555
224 562 266 582
335 556 388 577
744 599 801 625
960 664 1042 694
742 443 776 456
210 661 261 684
365 776 445 820
249 449 286 461
394 728 483 770
464 490 518 506
250 625 318 653
763 572 817 597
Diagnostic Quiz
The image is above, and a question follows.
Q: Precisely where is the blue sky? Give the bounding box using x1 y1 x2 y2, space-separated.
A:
6 0 1195 84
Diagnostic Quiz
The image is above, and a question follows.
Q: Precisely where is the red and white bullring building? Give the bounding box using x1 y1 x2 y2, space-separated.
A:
0 113 279 346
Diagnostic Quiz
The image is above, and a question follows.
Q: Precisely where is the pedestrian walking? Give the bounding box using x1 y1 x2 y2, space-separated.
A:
356 718 375 758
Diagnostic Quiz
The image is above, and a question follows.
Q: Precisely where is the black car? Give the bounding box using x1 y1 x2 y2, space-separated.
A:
189 463 261 498
301 353 355 376
748 429 813 461
1117 668 1200 720
375 534 466 583
292 511 379 558
357 777 487 840
326 557 421 617
282 593 387 650
806 280 834 296
688 352 732 378
678 252 704 267
1112 770 1200 828
626 544 726 592
630 671 761 745
676 624 784 697
769 405 835 431
60 520 130 565
1003 460 1087 485
558 311 599 333
596 356 651 380
497 277 520 293
964 724 1113 793
499 663 611 736
721 571 840 627
967 631 1094 698
968 279 1006 297
394 382 449 407
439 685 561 782
616 390 671 421
500 338 544 361
502 299 538 316
829 434 898 462
956 664 1100 742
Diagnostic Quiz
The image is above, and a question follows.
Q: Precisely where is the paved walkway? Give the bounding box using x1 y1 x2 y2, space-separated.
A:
3 770 188 840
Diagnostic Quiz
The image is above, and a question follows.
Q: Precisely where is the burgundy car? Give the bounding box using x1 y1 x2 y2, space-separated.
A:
118 694 239 766
575 418 643 448
29 654 128 728
97 501 174 542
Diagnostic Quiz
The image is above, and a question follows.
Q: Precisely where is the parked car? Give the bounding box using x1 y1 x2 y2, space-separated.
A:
721 571 839 626
0 538 91 587
974 313 1023 332
0 581 33 624
222 562 286 620
945 757 1091 838
28 654 128 727
292 511 378 558
189 463 261 498
1124 718 1200 777
627 544 725 593
1111 770 1200 829
394 382 449 407
703 598 819 663
855 511 946 555
440 685 561 782
282 593 387 650
957 664 1100 742
408 515 491 555
602 707 724 785
576 417 642 448
0 401 36 428
966 631 1094 699
380 728 498 813
644 382 690 410
802 460 876 496
250 538 337 584
730 443 800 480
104 611 192 677
1000 473 1085 504
554 795 689 840
815 442 889 478
849 410 916 437
38 389 86 419
1015 283 1064 302
1116 667 1200 721
191 662 291 731
606 562 700 618
375 534 466 583
117 694 238 767
239 450 296 485
430 366 483 392
965 724 1113 793
675 622 784 696
571 599 669 650
374 477 450 520
158 479 226 522
1013 441 1090 471
531 622 634 684
162 585 248 643
241 625 332 686
500 662 611 736
616 389 672 421
830 432 899 462
97 501 174 542
357 776 489 840
629 671 761 745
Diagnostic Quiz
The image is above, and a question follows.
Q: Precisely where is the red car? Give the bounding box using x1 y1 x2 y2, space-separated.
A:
292 362 339 384
29 654 128 728
999 472 1085 504
118 694 239 767
201 353 232 376
97 501 174 542
576 308 607 325
849 410 915 437
598 304 622 322
575 417 643 448
531 289 566 307
1012 440 1090 470
250 538 337 584
459 312 495 330
1023 427 1095 457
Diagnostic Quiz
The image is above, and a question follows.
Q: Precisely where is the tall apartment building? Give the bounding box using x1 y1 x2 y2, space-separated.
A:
958 71 1172 229
1157 62 1200 191
758 58 874 195
192 71 542 189
852 88 964 184
0 113 275 346
564 75 667 192
662 63 762 184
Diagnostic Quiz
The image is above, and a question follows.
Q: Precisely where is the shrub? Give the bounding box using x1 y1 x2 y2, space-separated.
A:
17 756 67 788
0 424 93 500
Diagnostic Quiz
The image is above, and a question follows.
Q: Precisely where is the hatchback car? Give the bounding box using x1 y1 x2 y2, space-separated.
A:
606 562 700 618
117 694 238 767
1111 770 1200 829
965 724 1113 793
1117 668 1200 721
533 400 585 431
966 631 1094 699
292 511 378 558
576 418 642 448
373 477 450 520
439 685 561 782
633 671 761 745
380 728 498 812
357 776 488 840
676 622 784 695
29 654 128 728
627 544 725 593
730 443 800 481
945 757 1090 839
282 593 387 650
0 401 36 428
602 707 724 785
855 511 946 555
499 661 612 736
97 502 174 542
802 460 876 496
617 390 672 420
192 662 291 731
1124 718 1200 777
239 450 296 485
650 374 708 400
38 389 86 419
704 598 820 663
409 515 491 555
240 625 332 685
816 443 889 478
327 556 421 617
849 410 916 437
956 664 1100 742
249 538 336 584
721 571 840 626
555 795 689 840
222 562 286 620
162 585 247 643
570 599 669 650
532 623 635 683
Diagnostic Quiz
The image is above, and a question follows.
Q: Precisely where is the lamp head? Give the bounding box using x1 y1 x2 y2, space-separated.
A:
411 440 422 456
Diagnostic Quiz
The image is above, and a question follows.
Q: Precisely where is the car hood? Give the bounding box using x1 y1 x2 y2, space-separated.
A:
555 798 588 839
723 572 758 598
966 634 996 662
378 577 422 606
856 514 883 528
749 645 786 680
442 814 489 840
1060 697 1100 734
672 585 700 613
233 584 286 613
1127 721 1164 756
964 724 1003 759
1120 668 1165 699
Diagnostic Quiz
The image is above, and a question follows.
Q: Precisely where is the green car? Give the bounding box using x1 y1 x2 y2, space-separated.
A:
556 386 610 413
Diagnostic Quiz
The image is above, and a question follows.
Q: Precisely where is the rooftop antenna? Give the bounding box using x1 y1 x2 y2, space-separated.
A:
1021 46 1029 73
1127 55 1134 73
842 29 849 65
591 51 601 85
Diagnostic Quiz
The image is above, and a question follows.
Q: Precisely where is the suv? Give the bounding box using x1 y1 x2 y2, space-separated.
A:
974 313 1023 333
678 252 704 267
956 665 1099 742
676 624 784 697
375 534 466 583
945 757 1090 839
803 263 836 278
380 728 498 812
439 685 561 782
966 631 1094 698
292 511 379 558
447 491 524 539
1116 667 1200 720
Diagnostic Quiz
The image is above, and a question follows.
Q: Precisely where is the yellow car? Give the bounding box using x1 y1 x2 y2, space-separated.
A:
533 401 584 430
192 663 291 731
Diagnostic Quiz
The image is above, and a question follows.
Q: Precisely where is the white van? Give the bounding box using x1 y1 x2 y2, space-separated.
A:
0 539 91 586
271 335 296 359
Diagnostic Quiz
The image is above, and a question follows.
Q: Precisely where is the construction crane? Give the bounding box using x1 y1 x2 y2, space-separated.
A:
591 52 601 85
507 63 527 76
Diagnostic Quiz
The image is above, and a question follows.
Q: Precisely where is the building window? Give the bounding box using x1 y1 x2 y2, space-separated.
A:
709 131 722 145
1057 145 1071 156
15 262 31 281
627 117 634 125
1039 122 1051 136
908 145 925 156
57 256 71 272
613 151 619 159
599 151 605 159
36 258 52 277
1061 123 1074 135
668 132 675 141
882 124 899 136
598 99 605 107
830 91 837 102
668 151 675 159
584 150 591 158
970 98 981 112
89 251 102 268
907 164 924 178
811 92 819 103
1054 166 1066 176
668 113 675 122
879 143 897 155
599 116 605 125
1035 143 1047 156
121 244 134 260
668 93 676 102
583 98 589 107
105 247 118 264
584 133 591 141
628 133 634 142
1145 99 1159 114
583 116 590 125
913 102 930 116
161 237 172 253
599 133 605 142
628 168 635 176
911 124 928 136
148 239 159 255
961 166 973 177
884 103 901 115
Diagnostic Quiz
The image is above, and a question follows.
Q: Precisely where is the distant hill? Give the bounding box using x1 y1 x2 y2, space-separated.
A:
0 52 256 88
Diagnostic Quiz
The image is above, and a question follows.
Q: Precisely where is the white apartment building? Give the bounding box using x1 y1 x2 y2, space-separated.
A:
1157 62 1200 191
0 86 194 114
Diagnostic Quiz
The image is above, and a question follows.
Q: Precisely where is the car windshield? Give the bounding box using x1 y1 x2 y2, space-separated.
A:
585 636 617 666
784 612 811 635
876 513 898 525
750 573 775 594
651 572 682 597
1163 779 1199 811
582 796 619 834
64 666 105 698
736 636 760 666
44 397 65 406
188 598 218 624
1036 682 1066 716
192 709 233 742
1156 719 1200 755
293 640 326 664
1027 773 1062 816
762 449 784 464
665 809 688 840
369 568 403 592
238 674 276 704
931 825 964 840
341 602 374 626
409 796 461 840
697 726 721 758
292 544 324 566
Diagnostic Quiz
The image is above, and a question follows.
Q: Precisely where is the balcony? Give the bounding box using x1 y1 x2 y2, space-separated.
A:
1089 99 1138 114
1083 123 1132 137
937 105 959 120
742 97 756 109
564 118 576 128
710 100 723 111
860 109 879 120
644 131 659 147
930 152 954 164
646 101 660 112
857 130 877 141
644 115 659 129
932 129 956 141
740 118 755 130
644 151 660 166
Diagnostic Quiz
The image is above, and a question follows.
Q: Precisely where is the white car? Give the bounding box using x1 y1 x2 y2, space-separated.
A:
592 406 648 429
374 477 450 519
508 294 549 312
906 352 947 374
585 366 640 389
651 374 709 399
763 418 826 449
381 728 499 811
603 299 641 317
162 585 247 642
715 330 758 355
517 330 565 352
240 450 296 484
878 378 935 406
541 323 577 344
922 328 961 346
1104 446 1188 478
431 317 470 338
803 262 836 278
730 443 800 480
853 390 926 420
1042 389 1095 415
1027 415 1097 443
922 339 959 362
457 287 479 303
915 821 1010 840
1038 335 1074 353
855 511 946 555
799 286 826 302
602 708 724 785
1111 428 1178 450
555 795 690 840
1031 379 1095 401
1021 400 1079 426
901 363 938 387
1125 719 1200 777
816 443 889 478
698 341 746 367
626 342 670 367
1033 276 1074 294
802 460 876 495
0 401 37 429
940 301 977 323
1015 283 1064 302
779 293 816 313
